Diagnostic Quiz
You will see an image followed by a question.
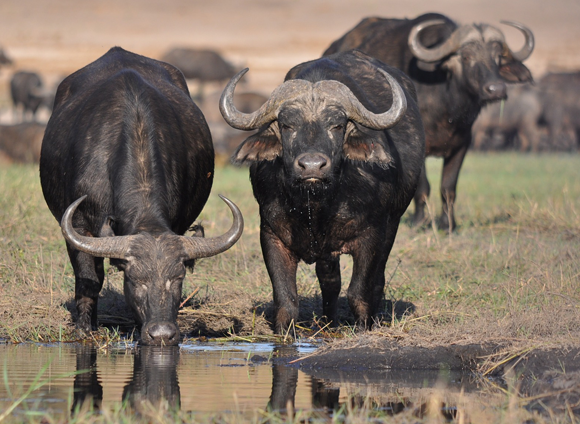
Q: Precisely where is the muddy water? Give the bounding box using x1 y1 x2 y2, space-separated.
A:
0 342 480 418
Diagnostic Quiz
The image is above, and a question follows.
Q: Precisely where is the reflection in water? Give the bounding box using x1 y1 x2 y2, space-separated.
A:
72 344 342 416
0 342 477 419
72 344 103 413
73 345 181 413
268 346 299 413
311 379 340 412
267 345 339 416
122 346 181 411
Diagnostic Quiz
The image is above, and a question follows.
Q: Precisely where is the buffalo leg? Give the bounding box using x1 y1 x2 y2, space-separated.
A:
268 361 298 412
545 104 564 148
411 162 429 227
347 223 398 328
439 142 469 232
72 344 102 413
67 243 104 334
260 225 299 334
315 258 341 326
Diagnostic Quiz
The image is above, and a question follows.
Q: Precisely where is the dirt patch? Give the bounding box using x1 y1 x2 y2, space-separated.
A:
296 341 491 372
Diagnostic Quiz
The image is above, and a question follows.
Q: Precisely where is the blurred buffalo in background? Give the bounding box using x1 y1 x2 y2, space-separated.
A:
10 71 55 121
537 71 580 151
0 122 45 163
199 90 267 160
0 47 12 68
472 72 580 152
472 84 542 152
160 47 241 100
323 13 535 230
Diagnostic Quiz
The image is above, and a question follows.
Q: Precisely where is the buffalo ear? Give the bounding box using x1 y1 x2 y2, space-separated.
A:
343 122 394 168
416 59 440 72
231 124 282 164
500 60 533 83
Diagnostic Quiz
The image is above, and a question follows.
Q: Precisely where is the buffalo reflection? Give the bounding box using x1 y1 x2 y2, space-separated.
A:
268 345 340 414
72 344 103 412
121 345 181 410
72 344 180 413
72 343 422 417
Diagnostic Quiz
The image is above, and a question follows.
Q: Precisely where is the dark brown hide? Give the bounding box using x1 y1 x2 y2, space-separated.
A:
40 47 243 346
222 51 424 332
323 13 534 230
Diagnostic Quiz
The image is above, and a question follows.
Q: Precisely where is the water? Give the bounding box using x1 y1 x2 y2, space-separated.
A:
0 341 477 419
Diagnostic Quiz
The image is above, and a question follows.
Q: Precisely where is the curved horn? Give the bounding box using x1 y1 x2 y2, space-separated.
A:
500 20 534 61
409 20 481 63
61 196 133 259
220 68 312 130
318 68 407 130
181 195 244 260
219 68 277 130
409 19 460 62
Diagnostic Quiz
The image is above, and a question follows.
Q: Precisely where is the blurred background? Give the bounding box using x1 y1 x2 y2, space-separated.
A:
0 0 579 158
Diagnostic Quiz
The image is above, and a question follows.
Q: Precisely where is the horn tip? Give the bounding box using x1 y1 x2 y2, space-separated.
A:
236 68 249 78
71 194 88 208
419 19 448 28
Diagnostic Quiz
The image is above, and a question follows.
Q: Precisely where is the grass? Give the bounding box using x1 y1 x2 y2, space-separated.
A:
0 370 577 424
1 152 579 346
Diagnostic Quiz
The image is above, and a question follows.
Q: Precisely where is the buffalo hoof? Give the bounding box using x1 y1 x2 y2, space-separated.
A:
74 325 94 339
274 306 299 335
436 215 456 233
409 211 431 230
75 313 98 336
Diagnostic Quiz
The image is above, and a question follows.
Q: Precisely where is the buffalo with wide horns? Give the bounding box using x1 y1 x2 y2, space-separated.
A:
221 50 424 332
40 47 243 345
324 13 534 230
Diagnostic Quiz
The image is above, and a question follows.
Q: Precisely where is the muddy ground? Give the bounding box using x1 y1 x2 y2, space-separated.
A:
288 339 580 415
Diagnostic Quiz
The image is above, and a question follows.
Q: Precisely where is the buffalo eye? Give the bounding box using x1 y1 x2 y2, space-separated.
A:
331 124 344 132
280 123 292 131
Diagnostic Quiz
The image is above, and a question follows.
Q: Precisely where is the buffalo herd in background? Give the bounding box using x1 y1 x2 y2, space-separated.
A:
473 72 580 152
0 30 579 167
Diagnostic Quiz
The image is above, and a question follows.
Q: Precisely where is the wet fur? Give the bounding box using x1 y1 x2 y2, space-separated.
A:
233 51 425 332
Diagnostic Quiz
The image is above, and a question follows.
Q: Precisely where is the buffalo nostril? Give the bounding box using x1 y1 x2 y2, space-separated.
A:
145 322 178 345
297 154 329 171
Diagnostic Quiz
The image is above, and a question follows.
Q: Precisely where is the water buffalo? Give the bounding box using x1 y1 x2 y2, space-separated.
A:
161 48 237 82
0 122 45 163
537 71 580 151
0 47 12 67
324 13 534 230
10 71 54 121
40 47 243 346
472 84 542 151
220 50 424 332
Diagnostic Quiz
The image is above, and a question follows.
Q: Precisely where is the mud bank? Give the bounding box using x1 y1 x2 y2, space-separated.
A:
288 339 580 413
